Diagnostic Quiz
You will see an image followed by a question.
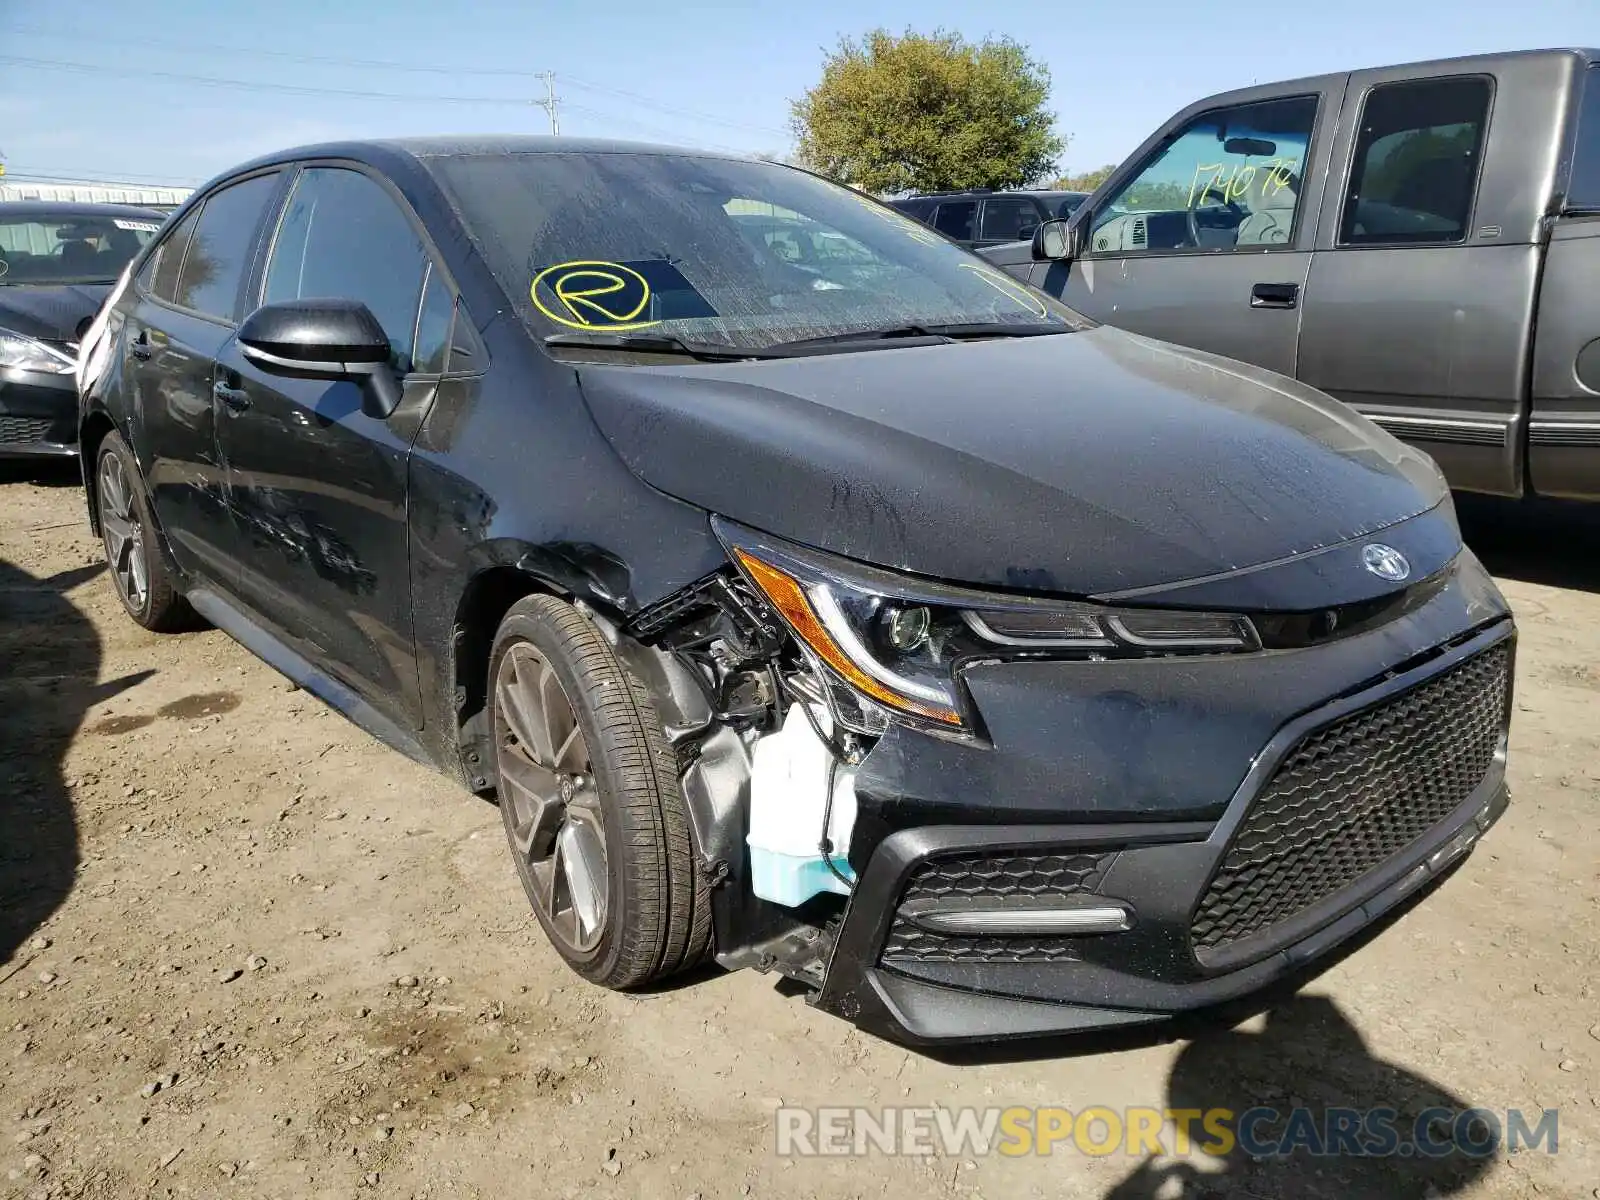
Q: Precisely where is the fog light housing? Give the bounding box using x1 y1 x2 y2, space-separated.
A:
905 899 1134 937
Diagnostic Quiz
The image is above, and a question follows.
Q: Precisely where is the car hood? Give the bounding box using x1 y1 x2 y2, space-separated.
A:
576 326 1450 598
0 283 112 342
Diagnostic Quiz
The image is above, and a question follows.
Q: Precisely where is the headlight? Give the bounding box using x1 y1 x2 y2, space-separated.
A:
0 328 77 375
717 522 1258 734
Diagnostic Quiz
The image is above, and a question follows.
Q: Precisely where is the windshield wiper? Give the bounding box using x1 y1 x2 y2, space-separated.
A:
766 321 1070 351
543 332 782 362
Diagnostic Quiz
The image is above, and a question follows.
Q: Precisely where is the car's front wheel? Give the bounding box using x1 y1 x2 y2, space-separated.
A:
488 594 711 988
94 431 193 632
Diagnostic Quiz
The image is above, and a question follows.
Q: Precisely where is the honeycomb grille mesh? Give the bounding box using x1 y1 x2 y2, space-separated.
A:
882 851 1114 964
1190 642 1510 959
0 416 54 444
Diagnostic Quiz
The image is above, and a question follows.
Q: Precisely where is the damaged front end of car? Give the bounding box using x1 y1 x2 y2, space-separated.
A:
588 504 1515 1046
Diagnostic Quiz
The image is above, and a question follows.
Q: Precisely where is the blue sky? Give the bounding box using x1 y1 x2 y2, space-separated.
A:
0 0 1594 188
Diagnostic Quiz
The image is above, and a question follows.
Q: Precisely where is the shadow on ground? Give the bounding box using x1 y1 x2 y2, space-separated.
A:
0 458 83 489
1457 494 1600 592
1099 993 1495 1198
0 556 150 967
904 876 1496 1197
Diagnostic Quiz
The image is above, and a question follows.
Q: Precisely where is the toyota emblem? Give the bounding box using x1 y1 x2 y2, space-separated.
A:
1362 543 1411 582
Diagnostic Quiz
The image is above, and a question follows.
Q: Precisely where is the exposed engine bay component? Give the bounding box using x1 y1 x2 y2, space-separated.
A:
597 573 873 983
747 703 858 907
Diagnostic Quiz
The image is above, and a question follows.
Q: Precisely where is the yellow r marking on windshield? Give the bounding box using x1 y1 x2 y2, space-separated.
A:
959 263 1048 317
531 260 660 331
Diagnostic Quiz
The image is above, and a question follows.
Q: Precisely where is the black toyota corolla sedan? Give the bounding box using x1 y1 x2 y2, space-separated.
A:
77 138 1514 1045
0 200 163 456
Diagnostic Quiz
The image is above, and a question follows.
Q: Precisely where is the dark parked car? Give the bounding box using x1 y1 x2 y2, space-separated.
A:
0 201 163 456
78 138 1514 1046
888 189 1088 249
986 48 1600 502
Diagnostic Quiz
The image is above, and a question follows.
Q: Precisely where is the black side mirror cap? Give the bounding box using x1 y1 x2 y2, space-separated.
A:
1031 218 1078 262
238 299 401 418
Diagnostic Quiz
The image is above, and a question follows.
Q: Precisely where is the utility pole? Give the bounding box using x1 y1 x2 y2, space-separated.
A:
534 72 559 136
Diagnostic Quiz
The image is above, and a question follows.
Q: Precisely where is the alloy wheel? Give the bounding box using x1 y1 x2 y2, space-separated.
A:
494 643 608 953
99 450 148 613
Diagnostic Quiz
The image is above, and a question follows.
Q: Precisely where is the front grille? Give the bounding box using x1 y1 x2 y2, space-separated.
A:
1191 642 1510 962
0 416 55 444
883 850 1114 964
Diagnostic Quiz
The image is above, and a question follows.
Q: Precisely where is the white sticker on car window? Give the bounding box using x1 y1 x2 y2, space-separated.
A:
113 219 162 233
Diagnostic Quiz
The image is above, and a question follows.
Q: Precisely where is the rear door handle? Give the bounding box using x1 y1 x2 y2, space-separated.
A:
130 332 152 361
213 379 251 413
1251 282 1300 309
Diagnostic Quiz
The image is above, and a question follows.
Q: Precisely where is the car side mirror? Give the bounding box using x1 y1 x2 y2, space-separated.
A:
1031 218 1078 262
238 299 401 418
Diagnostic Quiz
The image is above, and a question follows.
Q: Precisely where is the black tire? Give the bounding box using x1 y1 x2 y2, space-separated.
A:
94 431 195 632
488 594 711 988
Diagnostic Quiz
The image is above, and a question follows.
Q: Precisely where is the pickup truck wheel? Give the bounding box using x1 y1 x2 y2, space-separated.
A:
95 431 194 632
489 595 711 988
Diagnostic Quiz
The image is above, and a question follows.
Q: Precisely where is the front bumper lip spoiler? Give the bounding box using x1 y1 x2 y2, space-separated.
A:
814 620 1514 1046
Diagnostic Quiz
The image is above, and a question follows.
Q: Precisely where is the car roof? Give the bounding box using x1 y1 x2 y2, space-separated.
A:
0 199 168 220
897 189 1089 201
218 134 748 181
1193 46 1599 107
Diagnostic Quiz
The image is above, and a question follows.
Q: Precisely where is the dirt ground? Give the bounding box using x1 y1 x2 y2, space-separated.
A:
1 463 1597 1200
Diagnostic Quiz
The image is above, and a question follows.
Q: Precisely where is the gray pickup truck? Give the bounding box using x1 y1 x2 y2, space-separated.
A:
986 49 1600 502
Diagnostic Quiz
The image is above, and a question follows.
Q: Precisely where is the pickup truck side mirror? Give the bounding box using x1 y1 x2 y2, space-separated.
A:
238 298 402 419
1031 218 1079 262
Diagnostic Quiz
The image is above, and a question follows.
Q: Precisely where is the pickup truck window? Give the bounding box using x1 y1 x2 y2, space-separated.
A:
1088 95 1317 255
1338 76 1491 246
1569 65 1600 212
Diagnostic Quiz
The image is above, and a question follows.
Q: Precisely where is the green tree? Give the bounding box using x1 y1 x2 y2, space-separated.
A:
1050 164 1116 193
790 29 1064 194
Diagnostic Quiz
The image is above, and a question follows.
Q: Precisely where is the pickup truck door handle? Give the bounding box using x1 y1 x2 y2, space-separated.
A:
130 332 152 361
213 378 251 413
1250 282 1300 309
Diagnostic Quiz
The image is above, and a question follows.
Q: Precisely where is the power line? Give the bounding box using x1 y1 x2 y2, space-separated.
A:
1 170 200 188
3 23 792 139
558 75 788 138
3 164 202 184
0 54 536 105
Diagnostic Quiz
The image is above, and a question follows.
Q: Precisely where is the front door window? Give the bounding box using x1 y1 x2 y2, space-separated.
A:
1089 95 1319 254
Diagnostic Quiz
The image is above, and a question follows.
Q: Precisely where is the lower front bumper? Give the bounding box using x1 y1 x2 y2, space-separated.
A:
813 623 1513 1045
0 369 79 458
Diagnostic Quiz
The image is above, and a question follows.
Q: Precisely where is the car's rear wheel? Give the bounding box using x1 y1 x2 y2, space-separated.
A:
488 594 710 988
95 431 193 632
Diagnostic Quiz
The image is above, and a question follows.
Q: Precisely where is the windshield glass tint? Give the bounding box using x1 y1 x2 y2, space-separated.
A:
0 213 160 285
427 152 1086 349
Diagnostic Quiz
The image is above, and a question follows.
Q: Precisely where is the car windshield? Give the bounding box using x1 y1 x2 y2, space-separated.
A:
0 212 162 286
427 151 1089 351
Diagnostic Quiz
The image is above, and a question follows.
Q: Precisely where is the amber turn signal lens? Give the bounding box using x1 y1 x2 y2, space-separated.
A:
732 549 962 725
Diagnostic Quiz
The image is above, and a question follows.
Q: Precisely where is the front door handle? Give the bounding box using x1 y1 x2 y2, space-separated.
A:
213 379 251 413
1251 282 1300 309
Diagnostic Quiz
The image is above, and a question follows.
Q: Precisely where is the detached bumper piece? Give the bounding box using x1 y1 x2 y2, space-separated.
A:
815 624 1514 1045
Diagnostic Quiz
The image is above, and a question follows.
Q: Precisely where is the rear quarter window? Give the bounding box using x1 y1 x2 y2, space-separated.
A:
1567 65 1600 211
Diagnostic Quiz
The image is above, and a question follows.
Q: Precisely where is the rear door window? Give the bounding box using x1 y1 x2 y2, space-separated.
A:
145 207 199 302
174 173 280 321
263 167 427 371
931 201 977 241
1567 65 1600 212
979 198 1041 242
1338 76 1492 245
